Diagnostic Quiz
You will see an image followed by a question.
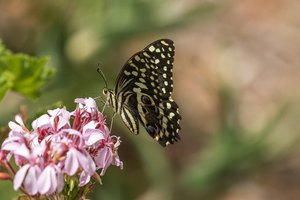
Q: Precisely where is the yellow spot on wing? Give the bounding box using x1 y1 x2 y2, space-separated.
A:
124 70 130 75
169 112 175 119
135 82 148 89
148 46 155 52
166 102 171 109
143 52 150 58
139 78 146 83
161 41 169 46
135 55 140 61
132 71 138 76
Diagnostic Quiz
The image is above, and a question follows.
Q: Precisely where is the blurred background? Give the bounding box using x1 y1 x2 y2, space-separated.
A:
1 0 300 199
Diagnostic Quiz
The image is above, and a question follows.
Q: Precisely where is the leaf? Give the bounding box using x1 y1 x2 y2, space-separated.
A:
0 40 55 101
0 70 14 100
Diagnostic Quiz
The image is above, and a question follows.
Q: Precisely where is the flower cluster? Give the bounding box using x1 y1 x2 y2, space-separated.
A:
0 98 122 196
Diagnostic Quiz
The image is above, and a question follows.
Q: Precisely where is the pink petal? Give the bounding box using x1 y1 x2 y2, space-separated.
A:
1 134 24 147
83 121 97 131
100 126 110 139
32 114 50 129
47 108 61 117
47 167 57 194
64 129 81 136
85 132 104 145
1 141 21 152
79 171 91 187
75 97 97 109
55 116 69 130
74 98 86 104
75 151 90 171
77 152 96 175
112 154 123 169
94 147 113 175
14 144 30 159
24 166 40 195
15 115 25 126
84 97 97 109
64 149 79 175
38 165 56 194
13 164 30 190
59 108 71 120
56 166 64 193
8 121 23 132
83 121 104 145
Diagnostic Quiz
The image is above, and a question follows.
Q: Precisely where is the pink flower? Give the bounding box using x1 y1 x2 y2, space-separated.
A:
94 136 123 176
0 97 123 197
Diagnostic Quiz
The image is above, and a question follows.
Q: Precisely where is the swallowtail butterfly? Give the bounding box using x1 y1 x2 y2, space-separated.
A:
102 39 182 146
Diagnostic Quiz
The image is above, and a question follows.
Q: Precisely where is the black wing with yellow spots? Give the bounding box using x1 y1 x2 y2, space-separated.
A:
111 39 182 147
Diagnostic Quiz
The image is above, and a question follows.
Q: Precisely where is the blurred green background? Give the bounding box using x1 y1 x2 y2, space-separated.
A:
1 0 300 199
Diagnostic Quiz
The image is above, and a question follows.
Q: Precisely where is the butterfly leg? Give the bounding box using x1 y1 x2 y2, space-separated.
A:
109 112 117 132
102 100 108 113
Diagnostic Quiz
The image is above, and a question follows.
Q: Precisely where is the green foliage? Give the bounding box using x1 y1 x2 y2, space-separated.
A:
0 41 55 101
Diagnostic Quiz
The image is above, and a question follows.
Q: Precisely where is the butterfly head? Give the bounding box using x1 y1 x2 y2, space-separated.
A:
102 87 115 106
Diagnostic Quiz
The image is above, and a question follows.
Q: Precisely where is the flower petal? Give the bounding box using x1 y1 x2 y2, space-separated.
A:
79 171 91 187
83 121 104 145
24 166 40 195
77 152 96 175
56 166 64 193
83 97 97 109
14 144 30 159
64 149 79 175
32 114 50 129
94 147 113 175
15 115 25 127
13 164 30 191
75 97 97 109
8 121 23 132
38 165 56 194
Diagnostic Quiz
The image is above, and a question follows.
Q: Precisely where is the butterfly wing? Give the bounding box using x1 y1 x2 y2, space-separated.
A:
114 39 182 146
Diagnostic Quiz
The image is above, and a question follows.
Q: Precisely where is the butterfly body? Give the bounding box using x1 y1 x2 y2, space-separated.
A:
103 39 182 147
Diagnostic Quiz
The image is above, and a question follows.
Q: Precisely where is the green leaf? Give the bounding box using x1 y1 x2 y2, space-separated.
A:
0 40 55 101
0 70 14 100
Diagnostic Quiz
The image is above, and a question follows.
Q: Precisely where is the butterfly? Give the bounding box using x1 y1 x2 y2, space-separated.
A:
102 39 182 147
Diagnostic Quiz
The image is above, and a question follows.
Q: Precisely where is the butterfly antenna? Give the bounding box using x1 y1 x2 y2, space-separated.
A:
97 65 108 89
